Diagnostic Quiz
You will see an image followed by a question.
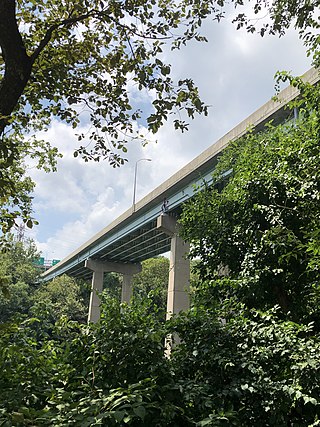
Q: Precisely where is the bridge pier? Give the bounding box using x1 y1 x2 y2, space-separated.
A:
121 273 134 304
156 214 190 319
87 268 104 323
85 259 141 323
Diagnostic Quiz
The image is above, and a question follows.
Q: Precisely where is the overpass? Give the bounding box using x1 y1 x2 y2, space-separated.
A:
42 68 319 322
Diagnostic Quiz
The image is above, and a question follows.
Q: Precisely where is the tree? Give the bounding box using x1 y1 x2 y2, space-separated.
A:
179 76 320 325
0 235 41 322
0 294 190 426
0 1 319 233
0 237 88 324
173 80 320 425
0 281 33 323
1 289 319 426
171 304 320 426
103 272 122 299
0 132 59 236
0 234 41 285
132 257 169 318
31 275 87 323
0 0 209 234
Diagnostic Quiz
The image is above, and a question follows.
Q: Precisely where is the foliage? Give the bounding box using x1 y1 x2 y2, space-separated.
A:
3 0 318 161
174 75 320 422
1 290 320 426
31 275 87 324
103 272 122 300
171 303 320 426
0 294 193 426
0 133 59 235
0 11 319 420
0 235 41 321
132 257 169 318
0 235 41 285
174 77 320 423
1 78 320 425
0 0 210 234
0 239 88 324
0 281 34 323
0 315 90 426
180 77 320 325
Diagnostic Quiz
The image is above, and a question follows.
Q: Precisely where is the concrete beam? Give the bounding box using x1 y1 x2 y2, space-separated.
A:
156 213 177 237
85 258 141 275
42 68 319 284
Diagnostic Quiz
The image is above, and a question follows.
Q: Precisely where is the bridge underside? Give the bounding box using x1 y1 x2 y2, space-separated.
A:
83 213 190 324
59 215 177 281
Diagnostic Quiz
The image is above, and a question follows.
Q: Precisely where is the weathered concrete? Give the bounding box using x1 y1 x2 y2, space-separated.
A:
87 269 104 324
121 274 134 304
157 215 190 319
85 259 141 323
167 234 190 319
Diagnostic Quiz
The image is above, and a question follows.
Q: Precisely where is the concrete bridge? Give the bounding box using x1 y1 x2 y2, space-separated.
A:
42 68 318 322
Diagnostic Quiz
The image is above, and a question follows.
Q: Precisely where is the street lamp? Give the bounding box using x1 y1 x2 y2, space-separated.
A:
132 158 152 210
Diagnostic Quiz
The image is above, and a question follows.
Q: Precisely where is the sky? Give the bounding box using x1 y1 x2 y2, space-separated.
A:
25 14 312 262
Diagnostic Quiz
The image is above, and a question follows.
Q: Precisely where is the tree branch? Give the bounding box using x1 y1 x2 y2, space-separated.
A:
30 11 95 64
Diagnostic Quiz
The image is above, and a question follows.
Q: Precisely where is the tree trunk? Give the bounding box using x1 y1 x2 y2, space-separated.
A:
0 0 32 137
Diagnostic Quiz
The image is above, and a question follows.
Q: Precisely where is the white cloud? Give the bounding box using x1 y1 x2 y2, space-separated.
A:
25 17 312 260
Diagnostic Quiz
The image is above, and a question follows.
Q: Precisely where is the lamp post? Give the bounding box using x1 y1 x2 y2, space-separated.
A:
133 158 152 211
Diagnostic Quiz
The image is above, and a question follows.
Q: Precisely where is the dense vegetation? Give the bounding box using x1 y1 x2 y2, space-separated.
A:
0 75 319 425
0 1 319 424
176 76 320 425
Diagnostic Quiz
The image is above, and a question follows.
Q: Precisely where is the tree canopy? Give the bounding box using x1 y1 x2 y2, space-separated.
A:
0 0 319 234
0 236 89 323
132 257 169 317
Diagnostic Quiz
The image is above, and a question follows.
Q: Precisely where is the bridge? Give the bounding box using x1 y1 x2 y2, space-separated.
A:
42 68 319 322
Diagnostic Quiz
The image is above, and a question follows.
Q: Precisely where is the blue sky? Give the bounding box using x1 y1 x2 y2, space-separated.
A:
26 16 312 261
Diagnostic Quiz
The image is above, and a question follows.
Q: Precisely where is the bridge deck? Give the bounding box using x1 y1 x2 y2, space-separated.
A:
42 68 319 281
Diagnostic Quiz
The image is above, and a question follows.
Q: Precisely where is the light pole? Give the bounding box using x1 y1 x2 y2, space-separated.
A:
133 158 152 211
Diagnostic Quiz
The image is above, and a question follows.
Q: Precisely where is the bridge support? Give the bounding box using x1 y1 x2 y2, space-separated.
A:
85 259 141 323
121 273 134 304
156 214 190 319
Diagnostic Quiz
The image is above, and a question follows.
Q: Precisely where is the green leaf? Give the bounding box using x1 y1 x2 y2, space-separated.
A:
133 406 146 420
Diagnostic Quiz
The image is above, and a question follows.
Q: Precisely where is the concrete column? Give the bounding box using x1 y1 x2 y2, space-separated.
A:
85 259 141 323
156 214 190 319
88 269 104 323
167 233 190 320
121 274 134 304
